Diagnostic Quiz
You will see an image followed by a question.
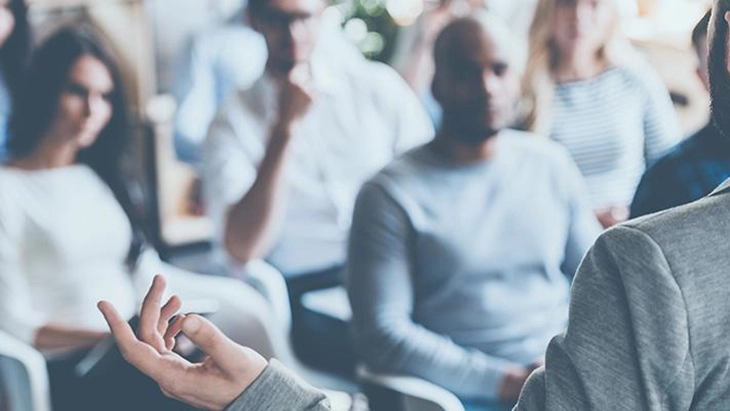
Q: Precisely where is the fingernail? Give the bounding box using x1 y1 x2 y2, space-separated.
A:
182 316 201 333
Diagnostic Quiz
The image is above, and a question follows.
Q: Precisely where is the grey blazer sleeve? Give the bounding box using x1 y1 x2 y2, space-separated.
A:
225 360 331 411
514 225 694 410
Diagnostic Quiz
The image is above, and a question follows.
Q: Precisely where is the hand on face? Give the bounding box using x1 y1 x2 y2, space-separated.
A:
276 63 314 128
97 275 268 411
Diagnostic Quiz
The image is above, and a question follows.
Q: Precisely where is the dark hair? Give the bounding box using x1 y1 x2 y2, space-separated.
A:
692 10 711 54
247 0 268 17
709 3 730 138
7 26 144 265
247 0 326 20
1 0 31 97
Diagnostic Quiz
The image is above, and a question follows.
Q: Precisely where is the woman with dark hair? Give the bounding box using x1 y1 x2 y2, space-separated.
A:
0 0 31 161
0 26 279 410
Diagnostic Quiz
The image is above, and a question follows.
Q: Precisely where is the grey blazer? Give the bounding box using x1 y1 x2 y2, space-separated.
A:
228 180 730 411
515 179 730 410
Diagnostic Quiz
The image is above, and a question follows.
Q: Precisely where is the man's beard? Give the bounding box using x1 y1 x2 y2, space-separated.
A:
709 71 730 138
441 106 499 145
709 28 730 138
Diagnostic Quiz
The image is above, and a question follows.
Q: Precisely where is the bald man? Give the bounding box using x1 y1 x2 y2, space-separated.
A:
98 13 604 411
346 13 599 411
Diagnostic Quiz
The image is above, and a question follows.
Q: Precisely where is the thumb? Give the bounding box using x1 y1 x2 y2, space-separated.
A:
181 315 244 366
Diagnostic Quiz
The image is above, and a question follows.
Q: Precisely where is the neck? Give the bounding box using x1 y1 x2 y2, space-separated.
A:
265 60 290 80
553 47 605 82
11 133 78 170
431 129 501 164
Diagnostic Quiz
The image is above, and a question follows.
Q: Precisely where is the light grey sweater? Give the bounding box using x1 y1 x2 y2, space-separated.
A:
346 132 601 399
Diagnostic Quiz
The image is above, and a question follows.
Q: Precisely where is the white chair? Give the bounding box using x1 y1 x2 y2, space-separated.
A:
357 365 465 411
242 260 467 411
0 330 51 411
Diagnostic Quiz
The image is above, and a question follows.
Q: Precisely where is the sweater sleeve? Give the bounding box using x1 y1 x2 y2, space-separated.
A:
225 360 330 411
515 225 694 410
639 67 681 166
558 148 602 278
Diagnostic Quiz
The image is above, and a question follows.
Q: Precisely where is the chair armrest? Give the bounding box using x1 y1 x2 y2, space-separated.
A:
356 365 465 411
238 260 293 334
0 330 51 411
320 389 353 411
300 286 352 323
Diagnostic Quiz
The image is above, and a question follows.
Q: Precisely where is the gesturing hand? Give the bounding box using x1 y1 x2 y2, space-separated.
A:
98 275 268 411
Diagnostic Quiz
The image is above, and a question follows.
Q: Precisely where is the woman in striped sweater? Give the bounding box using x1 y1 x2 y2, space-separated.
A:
522 0 681 227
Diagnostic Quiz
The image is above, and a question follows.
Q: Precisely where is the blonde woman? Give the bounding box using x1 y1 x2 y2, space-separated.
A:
522 0 681 228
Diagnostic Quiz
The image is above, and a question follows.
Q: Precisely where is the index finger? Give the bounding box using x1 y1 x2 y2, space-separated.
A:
98 300 138 348
97 300 166 381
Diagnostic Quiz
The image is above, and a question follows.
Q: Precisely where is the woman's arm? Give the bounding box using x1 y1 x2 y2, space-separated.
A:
33 324 108 351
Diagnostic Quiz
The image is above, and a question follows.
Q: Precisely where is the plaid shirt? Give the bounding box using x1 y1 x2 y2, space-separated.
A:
630 123 730 218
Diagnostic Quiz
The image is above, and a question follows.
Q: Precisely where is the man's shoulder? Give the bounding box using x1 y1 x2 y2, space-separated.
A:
668 125 721 159
216 76 270 116
501 130 578 173
193 23 262 47
364 145 432 192
372 144 431 177
619 187 730 259
502 129 566 154
642 125 725 182
341 59 411 96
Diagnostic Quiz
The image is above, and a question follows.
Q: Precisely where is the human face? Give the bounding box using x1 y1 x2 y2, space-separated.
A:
252 0 324 75
551 0 614 57
49 55 115 149
0 0 15 48
435 25 520 143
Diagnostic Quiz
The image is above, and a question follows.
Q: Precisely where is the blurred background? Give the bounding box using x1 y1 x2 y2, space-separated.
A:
21 0 708 262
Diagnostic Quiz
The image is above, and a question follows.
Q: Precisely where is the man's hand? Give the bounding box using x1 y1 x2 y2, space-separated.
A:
497 365 531 403
98 275 268 411
276 63 314 129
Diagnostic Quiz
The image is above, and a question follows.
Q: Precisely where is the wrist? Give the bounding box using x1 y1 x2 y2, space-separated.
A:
271 120 296 143
497 365 529 402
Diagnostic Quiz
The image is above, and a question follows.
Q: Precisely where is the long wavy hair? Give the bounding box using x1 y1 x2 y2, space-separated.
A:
521 0 638 135
7 26 145 266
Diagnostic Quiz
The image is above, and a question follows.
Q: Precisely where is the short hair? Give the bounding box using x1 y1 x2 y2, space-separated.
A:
692 10 712 54
247 0 328 19
247 0 267 17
